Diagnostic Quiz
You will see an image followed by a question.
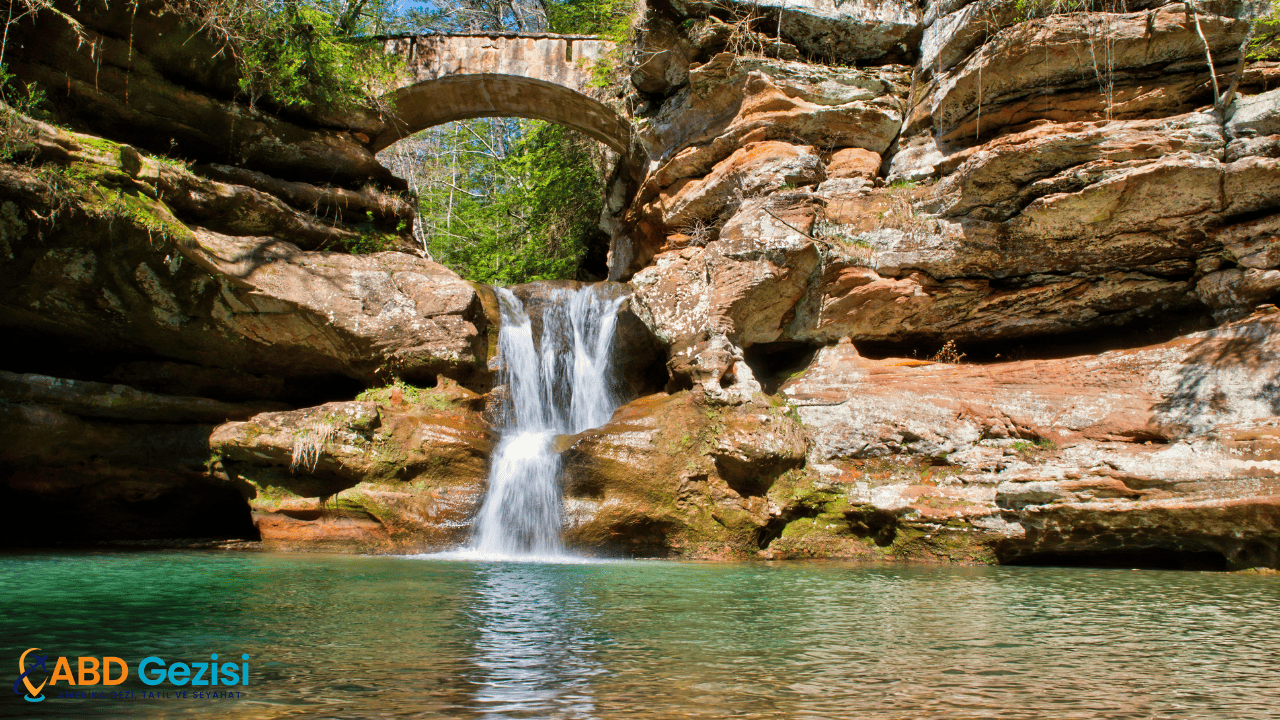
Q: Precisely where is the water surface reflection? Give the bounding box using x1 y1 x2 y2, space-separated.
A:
1 553 1277 719
466 563 604 718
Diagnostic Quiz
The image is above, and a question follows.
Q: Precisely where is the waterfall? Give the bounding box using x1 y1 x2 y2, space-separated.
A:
468 285 626 558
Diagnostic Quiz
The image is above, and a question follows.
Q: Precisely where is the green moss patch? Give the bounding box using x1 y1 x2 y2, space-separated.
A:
356 380 456 410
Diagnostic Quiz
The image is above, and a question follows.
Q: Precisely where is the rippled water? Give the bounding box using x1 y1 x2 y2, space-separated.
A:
2 552 1278 719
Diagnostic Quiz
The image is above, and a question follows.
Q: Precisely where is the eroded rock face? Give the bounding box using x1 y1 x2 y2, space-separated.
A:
0 124 489 392
560 392 805 557
621 0 1280 390
777 311 1280 569
615 54 908 275
630 17 694 96
0 373 263 545
633 195 821 349
650 141 826 227
925 6 1249 141
558 387 1001 562
7 0 393 188
671 0 923 63
210 387 493 553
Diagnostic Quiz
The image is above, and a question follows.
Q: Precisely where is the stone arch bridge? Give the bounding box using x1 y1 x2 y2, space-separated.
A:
374 33 633 155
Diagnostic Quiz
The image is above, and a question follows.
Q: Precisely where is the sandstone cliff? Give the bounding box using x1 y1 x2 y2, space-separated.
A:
2 0 1278 567
0 0 492 545
571 0 1280 567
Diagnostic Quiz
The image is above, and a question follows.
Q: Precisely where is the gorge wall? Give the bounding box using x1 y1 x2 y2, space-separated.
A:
2 0 1278 567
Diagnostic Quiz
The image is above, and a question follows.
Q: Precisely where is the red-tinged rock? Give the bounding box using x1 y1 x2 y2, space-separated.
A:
770 311 1280 568
559 391 805 558
210 396 493 553
826 148 882 181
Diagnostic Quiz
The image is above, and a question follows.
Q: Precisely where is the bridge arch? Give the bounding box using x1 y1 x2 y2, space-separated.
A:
372 34 634 154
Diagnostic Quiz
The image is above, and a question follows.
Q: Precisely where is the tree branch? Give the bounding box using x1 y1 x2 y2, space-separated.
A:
1189 2 1221 106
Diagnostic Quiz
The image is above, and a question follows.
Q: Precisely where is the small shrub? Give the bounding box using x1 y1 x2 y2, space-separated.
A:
159 0 402 112
0 64 47 160
930 340 966 364
673 219 713 248
1012 438 1055 453
356 380 454 410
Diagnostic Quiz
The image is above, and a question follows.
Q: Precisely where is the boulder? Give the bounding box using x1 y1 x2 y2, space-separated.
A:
648 141 825 229
211 391 494 552
1228 87 1280 139
632 195 821 352
1216 215 1280 269
784 312 1280 456
560 388 1001 562
826 148 882 180
188 229 487 386
560 391 805 557
1196 269 1280 313
994 464 1280 569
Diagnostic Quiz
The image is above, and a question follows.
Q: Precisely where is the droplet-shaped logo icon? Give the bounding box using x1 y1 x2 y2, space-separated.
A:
12 648 47 702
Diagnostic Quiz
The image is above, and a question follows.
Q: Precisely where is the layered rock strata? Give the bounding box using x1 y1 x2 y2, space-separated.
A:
4 0 1279 567
556 310 1278 567
1 0 492 547
210 385 493 553
619 0 1280 388
572 0 1280 567
6 0 394 187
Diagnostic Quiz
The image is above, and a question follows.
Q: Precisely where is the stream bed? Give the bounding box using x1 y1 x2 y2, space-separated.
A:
2 552 1278 719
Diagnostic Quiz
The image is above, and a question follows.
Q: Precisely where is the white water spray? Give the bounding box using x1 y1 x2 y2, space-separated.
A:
468 285 626 558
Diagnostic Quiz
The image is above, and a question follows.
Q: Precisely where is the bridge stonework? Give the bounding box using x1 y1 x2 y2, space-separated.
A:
374 34 632 154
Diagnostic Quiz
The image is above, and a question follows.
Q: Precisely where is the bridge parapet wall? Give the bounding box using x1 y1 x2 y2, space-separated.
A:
382 34 616 94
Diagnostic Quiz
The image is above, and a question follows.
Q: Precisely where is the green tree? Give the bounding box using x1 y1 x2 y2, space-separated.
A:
384 118 607 284
1250 0 1280 61
544 0 633 36
159 0 403 110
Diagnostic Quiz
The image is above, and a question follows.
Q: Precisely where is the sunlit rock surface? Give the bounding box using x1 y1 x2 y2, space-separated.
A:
560 392 805 557
0 120 489 392
3 0 1279 565
779 311 1280 569
211 387 492 553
